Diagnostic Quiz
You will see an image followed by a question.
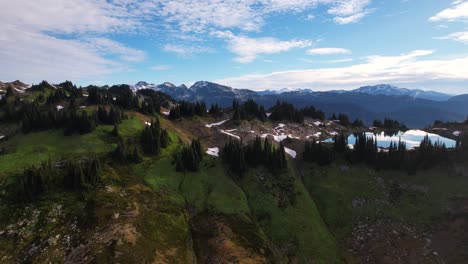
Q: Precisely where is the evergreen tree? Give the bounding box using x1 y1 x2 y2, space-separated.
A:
333 134 348 153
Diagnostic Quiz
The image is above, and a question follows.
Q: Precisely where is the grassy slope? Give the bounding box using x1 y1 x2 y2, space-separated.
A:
0 118 143 176
303 163 468 240
135 133 280 262
0 112 343 263
240 165 342 263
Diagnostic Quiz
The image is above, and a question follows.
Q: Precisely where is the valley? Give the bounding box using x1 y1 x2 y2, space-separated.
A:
0 81 467 263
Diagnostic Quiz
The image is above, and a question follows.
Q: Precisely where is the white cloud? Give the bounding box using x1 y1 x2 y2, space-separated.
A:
85 38 146 62
163 44 213 56
436 31 468 44
0 26 121 84
216 50 468 92
213 31 312 63
0 0 147 83
0 0 141 34
0 0 375 83
307 48 351 55
334 11 369 24
429 1 468 22
151 65 172 71
328 0 373 24
154 0 373 32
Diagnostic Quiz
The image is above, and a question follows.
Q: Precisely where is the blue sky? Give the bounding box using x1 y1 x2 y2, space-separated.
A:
1 0 468 93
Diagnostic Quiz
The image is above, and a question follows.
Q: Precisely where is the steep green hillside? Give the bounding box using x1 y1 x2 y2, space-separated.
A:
240 166 342 263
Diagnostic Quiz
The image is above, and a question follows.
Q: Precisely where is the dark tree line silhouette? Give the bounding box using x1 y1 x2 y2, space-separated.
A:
269 101 304 123
222 136 288 176
169 101 207 120
11 157 100 202
303 132 459 173
373 118 408 132
140 118 170 155
232 99 268 124
174 138 203 172
19 102 126 135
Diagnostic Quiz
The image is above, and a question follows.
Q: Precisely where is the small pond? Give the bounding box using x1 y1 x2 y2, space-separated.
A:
324 130 456 149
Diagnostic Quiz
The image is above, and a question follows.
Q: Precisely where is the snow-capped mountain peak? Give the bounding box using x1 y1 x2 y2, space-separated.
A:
352 84 451 101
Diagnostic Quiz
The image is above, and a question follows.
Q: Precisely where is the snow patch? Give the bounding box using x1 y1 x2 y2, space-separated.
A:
284 147 297 159
56 105 64 111
453 131 461 137
266 113 272 117
162 111 170 116
312 121 322 126
14 88 25 93
225 129 238 132
206 147 219 157
79 106 86 109
205 119 229 128
221 130 240 139
306 132 321 139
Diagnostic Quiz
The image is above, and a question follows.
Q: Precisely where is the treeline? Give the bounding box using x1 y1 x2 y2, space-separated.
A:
269 101 304 123
169 101 207 120
113 138 143 164
19 101 125 134
140 119 170 155
231 100 326 124
373 118 407 132
303 132 460 173
232 100 267 123
10 157 100 202
222 136 287 176
111 118 171 164
330 112 365 127
174 139 203 172
455 133 468 162
46 81 83 104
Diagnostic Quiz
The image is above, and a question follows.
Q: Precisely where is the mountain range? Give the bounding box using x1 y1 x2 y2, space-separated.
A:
1 79 465 128
129 81 466 127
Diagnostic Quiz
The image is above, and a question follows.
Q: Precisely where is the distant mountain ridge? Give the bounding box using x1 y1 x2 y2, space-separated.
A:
129 81 466 127
351 84 452 101
5 79 461 128
0 80 30 94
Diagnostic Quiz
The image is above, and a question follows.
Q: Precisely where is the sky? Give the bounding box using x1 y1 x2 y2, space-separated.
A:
0 0 468 93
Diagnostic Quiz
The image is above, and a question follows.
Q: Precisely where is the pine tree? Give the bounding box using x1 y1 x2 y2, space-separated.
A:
132 146 143 163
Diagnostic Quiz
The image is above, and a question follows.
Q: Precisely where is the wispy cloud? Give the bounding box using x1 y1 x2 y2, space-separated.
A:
0 0 146 83
216 50 468 91
213 31 312 63
435 31 468 44
163 44 213 57
86 38 146 62
150 65 172 71
429 1 468 22
328 0 373 24
307 48 352 55
154 0 374 32
0 26 122 84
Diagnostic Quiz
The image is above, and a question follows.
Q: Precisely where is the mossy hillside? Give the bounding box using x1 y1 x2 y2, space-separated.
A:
303 163 468 241
137 134 281 262
240 165 342 263
0 118 143 176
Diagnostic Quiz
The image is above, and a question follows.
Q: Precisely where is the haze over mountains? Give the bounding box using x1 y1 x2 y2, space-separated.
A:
129 81 466 128
1 79 466 128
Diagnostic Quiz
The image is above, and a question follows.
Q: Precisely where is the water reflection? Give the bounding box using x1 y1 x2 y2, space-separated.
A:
326 130 456 150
